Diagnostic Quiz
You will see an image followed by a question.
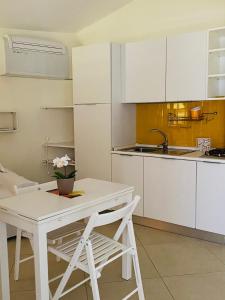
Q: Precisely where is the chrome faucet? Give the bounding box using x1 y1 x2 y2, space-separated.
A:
151 128 168 151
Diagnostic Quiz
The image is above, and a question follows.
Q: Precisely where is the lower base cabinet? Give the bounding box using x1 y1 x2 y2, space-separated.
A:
196 162 225 235
112 154 144 216
144 157 196 227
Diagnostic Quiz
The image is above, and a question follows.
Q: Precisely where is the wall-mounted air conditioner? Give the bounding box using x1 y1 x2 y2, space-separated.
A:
0 35 69 79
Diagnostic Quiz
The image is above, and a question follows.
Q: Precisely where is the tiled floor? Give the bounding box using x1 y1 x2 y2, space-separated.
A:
4 223 225 299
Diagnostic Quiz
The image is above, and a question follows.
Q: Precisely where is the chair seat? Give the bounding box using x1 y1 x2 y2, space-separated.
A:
48 230 127 272
21 221 85 245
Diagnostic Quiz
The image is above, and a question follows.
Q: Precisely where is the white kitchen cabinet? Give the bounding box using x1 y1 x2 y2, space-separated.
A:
74 104 111 181
144 157 196 227
73 43 136 182
123 38 166 103
112 154 144 216
73 43 113 104
166 31 208 101
196 162 225 235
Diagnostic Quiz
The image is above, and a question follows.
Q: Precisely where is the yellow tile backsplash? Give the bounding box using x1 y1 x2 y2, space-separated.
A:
136 100 225 147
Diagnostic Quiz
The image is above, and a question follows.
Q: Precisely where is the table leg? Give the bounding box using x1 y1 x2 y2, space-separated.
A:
33 227 49 300
0 222 10 299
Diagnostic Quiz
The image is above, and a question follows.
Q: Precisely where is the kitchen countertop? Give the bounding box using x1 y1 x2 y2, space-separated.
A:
112 145 225 164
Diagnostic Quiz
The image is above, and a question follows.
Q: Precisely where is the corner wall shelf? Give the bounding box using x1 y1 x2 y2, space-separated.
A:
208 74 225 79
40 105 74 109
209 48 225 55
0 111 18 133
208 27 225 98
42 159 75 167
44 141 75 149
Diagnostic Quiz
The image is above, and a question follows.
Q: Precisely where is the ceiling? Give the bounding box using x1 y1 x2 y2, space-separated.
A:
0 0 132 33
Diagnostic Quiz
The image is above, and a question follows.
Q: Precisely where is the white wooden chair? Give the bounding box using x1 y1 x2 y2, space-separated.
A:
48 195 145 300
13 185 85 283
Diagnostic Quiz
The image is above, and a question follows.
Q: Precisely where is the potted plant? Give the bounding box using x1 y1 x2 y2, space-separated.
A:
52 155 76 195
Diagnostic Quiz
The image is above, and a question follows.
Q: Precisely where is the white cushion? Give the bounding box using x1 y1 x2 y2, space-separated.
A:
0 166 38 195
0 163 6 173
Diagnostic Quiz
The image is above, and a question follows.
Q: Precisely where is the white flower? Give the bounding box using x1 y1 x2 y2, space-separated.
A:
53 157 60 167
53 155 70 168
63 154 71 161
63 160 69 166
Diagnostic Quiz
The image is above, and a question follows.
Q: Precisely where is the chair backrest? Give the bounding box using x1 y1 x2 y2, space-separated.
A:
94 195 140 228
82 195 140 242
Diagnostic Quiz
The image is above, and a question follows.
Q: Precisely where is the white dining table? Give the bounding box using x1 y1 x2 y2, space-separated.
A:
0 178 134 300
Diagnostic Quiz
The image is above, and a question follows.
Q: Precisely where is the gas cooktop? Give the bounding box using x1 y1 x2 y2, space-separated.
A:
205 148 225 157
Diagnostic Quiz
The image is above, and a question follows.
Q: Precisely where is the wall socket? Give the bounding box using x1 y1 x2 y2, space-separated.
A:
196 138 211 152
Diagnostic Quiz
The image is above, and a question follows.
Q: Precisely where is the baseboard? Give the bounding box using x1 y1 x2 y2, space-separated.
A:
133 215 225 244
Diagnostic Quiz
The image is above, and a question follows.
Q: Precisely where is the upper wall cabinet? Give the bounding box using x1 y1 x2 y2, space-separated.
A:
166 31 208 102
73 44 114 104
122 38 166 103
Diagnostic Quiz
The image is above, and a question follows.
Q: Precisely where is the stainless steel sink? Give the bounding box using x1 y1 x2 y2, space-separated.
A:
121 146 194 156
155 149 194 156
121 146 159 153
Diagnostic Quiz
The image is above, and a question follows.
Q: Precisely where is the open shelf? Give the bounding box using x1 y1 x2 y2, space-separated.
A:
44 141 74 149
42 159 75 167
209 27 225 50
209 48 225 56
208 73 225 78
208 27 225 98
0 112 18 133
40 106 74 109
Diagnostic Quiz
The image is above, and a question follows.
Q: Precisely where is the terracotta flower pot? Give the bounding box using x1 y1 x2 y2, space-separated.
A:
57 178 74 195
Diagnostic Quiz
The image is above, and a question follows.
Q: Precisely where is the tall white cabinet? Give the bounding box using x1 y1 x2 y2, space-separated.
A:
73 44 112 104
74 104 111 180
166 31 208 101
122 38 166 103
73 43 136 181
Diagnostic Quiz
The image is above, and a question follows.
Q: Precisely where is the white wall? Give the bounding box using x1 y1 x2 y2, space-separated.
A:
0 28 79 182
76 0 225 44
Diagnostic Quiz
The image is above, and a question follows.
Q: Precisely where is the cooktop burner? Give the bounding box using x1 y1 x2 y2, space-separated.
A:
205 148 225 157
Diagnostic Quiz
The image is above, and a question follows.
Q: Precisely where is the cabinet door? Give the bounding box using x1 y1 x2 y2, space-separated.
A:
112 154 144 216
196 162 225 235
123 38 166 103
74 104 111 181
166 31 207 101
144 157 196 227
72 44 111 104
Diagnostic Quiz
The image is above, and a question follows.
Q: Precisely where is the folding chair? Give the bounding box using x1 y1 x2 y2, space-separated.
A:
48 195 145 300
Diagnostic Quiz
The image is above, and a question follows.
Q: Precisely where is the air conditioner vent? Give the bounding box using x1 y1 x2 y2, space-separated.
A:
6 35 65 55
0 35 69 79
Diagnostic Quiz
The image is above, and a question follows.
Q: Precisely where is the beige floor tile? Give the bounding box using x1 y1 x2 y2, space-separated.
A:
96 223 142 247
10 252 85 292
8 224 225 299
164 272 225 300
145 241 225 276
98 246 159 283
8 237 33 256
10 290 36 300
87 278 173 300
134 225 189 246
203 241 225 264
10 285 87 300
